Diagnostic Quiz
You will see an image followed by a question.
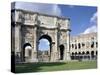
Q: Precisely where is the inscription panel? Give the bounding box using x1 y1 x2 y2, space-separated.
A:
38 15 56 28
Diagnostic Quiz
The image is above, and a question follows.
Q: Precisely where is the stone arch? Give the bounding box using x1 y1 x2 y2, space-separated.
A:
82 51 85 55
72 44 74 48
75 44 77 49
86 51 90 60
72 52 74 56
91 51 94 59
38 34 52 61
59 44 65 60
38 34 52 51
91 51 94 56
96 42 98 48
75 52 77 55
39 34 52 43
78 43 81 49
82 43 85 48
71 52 75 60
78 52 81 55
23 43 32 62
86 51 90 55
12 9 71 62
91 41 94 48
23 43 31 50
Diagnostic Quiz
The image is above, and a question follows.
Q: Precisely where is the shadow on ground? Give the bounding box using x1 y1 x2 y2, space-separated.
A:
15 62 66 73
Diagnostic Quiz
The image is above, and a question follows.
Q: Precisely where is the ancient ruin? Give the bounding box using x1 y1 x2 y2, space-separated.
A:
11 9 71 62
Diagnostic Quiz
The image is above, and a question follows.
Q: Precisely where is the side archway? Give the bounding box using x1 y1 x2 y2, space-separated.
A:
23 43 32 62
59 44 64 60
91 51 94 59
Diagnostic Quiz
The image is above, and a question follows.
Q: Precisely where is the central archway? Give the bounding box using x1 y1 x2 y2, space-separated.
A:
38 34 52 61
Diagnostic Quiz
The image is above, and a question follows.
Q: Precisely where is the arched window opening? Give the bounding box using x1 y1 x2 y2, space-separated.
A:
75 52 77 55
91 42 94 48
91 51 94 56
86 51 90 60
78 52 81 55
75 44 77 49
96 51 97 55
96 42 98 48
91 51 94 60
86 51 89 55
72 44 74 48
72 52 74 56
71 52 75 60
82 51 85 55
82 43 85 47
78 43 81 49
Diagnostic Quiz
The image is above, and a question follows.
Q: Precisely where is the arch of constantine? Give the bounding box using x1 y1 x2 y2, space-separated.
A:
11 9 71 62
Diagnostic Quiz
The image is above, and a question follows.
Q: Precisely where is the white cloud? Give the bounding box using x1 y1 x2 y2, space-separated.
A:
90 12 97 24
82 25 97 34
82 12 97 34
15 2 62 16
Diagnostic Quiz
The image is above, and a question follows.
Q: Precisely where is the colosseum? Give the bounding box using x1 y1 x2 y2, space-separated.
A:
70 32 97 61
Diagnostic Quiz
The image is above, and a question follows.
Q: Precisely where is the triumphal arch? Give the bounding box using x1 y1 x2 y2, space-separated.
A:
11 9 71 62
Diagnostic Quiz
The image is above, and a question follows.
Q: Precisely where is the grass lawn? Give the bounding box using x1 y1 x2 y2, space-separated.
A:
15 60 97 73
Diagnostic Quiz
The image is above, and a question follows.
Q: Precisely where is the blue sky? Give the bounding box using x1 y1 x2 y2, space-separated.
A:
12 2 97 51
59 5 97 36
